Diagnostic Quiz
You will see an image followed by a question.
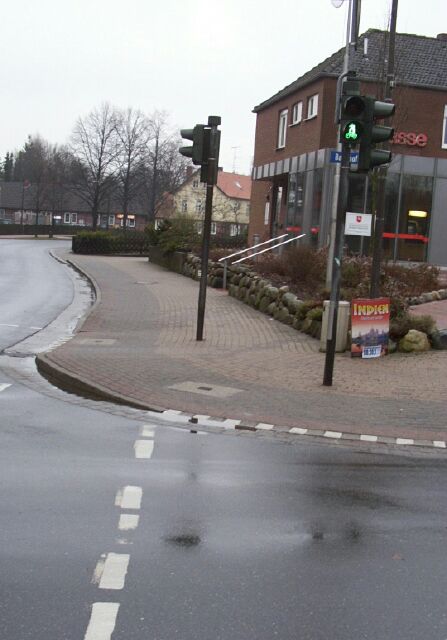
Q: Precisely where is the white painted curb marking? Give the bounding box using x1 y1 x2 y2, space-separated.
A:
84 602 120 640
134 440 154 459
99 553 130 590
115 486 142 510
118 514 139 531
433 441 446 448
396 438 414 446
255 423 274 431
324 430 342 439
360 434 378 442
289 427 308 435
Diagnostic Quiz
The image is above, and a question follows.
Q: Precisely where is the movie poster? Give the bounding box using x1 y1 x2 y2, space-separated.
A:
351 298 390 358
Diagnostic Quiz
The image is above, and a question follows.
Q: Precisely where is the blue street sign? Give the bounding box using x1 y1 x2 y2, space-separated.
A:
330 150 359 163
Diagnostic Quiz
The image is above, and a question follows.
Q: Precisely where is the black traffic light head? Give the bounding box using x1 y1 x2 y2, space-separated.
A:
179 125 206 165
340 95 368 146
357 98 395 172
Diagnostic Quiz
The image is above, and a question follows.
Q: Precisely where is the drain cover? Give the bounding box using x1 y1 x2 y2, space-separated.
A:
168 381 243 398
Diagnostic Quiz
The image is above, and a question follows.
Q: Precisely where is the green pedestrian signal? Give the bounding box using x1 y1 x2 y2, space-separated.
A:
343 121 362 142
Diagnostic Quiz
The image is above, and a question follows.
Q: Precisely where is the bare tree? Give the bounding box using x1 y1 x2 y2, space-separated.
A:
114 108 150 229
143 110 188 221
70 103 119 230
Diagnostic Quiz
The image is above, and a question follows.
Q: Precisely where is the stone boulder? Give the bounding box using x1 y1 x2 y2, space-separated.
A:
430 329 447 350
398 329 431 353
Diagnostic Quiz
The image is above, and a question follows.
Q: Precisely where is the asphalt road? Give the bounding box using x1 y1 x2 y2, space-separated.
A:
2 240 447 640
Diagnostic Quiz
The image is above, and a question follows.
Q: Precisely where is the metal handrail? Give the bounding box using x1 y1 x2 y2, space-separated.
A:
219 234 288 289
232 234 305 265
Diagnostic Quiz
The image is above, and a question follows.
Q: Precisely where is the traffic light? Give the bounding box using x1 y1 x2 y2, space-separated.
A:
357 98 395 172
340 79 367 147
179 125 206 165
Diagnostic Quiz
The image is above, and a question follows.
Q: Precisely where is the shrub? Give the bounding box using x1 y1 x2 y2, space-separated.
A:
72 230 149 255
389 313 436 341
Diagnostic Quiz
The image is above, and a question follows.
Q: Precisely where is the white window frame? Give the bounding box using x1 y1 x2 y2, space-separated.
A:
192 179 199 188
277 109 288 148
154 219 162 230
307 94 319 119
195 200 202 213
108 214 115 226
292 101 303 125
210 222 217 235
182 200 188 212
64 212 70 224
70 213 77 224
442 105 447 149
230 223 240 237
128 217 136 228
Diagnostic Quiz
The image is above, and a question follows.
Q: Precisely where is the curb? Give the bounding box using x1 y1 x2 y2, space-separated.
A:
35 351 447 452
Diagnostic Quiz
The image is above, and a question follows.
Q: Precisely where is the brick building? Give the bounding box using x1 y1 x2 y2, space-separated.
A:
250 29 447 265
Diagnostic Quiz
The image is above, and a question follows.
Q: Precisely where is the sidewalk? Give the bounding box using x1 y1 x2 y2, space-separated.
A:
37 252 447 444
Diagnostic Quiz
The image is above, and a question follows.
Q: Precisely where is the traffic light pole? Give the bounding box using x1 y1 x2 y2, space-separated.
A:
323 140 351 386
196 117 221 341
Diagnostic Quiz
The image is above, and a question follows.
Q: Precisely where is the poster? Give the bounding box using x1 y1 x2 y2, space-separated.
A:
345 212 372 236
351 298 390 358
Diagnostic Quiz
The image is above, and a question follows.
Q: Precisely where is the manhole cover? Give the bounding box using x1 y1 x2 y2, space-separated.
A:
168 381 243 398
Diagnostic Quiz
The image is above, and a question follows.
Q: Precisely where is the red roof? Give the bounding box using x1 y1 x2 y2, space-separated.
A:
217 171 251 201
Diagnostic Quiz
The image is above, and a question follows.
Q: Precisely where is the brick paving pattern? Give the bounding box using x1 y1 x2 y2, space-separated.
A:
41 253 447 440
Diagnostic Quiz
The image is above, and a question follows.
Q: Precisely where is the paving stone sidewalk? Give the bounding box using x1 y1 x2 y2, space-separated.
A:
38 253 447 442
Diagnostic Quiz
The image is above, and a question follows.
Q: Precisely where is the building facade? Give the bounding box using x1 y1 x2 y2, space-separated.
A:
156 169 251 238
250 30 447 265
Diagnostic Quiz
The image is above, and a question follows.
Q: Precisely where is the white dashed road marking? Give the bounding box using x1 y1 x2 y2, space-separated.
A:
115 486 142 510
118 514 140 531
99 553 130 590
134 439 154 459
84 602 120 640
140 425 155 438
0 383 12 393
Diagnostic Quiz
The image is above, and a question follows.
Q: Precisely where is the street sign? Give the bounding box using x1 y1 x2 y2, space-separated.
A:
345 212 372 236
330 150 359 163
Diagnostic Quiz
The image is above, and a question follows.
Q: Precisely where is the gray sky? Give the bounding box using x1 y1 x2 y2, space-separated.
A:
1 0 445 175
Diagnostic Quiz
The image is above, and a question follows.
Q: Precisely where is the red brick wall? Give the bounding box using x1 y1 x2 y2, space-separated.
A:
248 180 272 244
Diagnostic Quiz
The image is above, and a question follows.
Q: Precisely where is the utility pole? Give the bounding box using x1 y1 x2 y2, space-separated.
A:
370 0 398 297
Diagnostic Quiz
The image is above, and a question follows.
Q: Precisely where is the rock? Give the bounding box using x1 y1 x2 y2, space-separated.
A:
259 296 271 313
265 286 279 301
267 302 276 316
279 286 290 295
276 307 293 325
248 294 257 307
421 292 434 303
430 329 447 350
388 339 397 354
238 286 247 300
431 291 441 300
282 292 299 313
292 317 302 331
398 329 431 353
211 277 223 288
301 316 313 333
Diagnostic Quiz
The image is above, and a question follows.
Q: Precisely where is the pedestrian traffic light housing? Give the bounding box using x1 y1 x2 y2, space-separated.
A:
340 95 368 146
179 125 206 165
179 117 221 184
357 98 395 172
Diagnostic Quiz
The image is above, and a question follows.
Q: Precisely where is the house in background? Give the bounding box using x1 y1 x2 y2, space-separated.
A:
156 168 251 237
250 29 447 265
0 182 149 230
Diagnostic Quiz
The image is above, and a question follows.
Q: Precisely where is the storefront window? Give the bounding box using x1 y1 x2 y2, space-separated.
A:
310 169 323 246
396 175 432 262
286 172 305 231
345 174 369 254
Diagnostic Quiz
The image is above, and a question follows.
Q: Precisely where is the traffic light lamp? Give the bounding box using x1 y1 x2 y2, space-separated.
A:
357 98 395 172
340 95 367 146
179 125 206 165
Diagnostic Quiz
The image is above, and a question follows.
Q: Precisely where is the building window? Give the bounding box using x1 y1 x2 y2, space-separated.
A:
195 221 203 234
292 101 303 125
230 224 240 236
307 94 318 119
154 219 162 230
211 222 217 235
128 216 136 228
195 200 202 213
64 213 70 224
442 105 447 149
182 200 188 212
108 215 115 226
193 180 199 188
278 109 288 148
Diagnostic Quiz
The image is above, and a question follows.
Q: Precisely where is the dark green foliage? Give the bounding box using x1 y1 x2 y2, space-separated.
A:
72 231 150 255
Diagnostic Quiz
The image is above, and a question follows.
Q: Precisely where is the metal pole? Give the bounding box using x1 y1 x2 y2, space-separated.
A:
326 0 355 288
323 140 350 386
370 0 398 297
196 117 220 341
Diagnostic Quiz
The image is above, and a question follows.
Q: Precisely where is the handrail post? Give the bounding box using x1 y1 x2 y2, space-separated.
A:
223 259 228 289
